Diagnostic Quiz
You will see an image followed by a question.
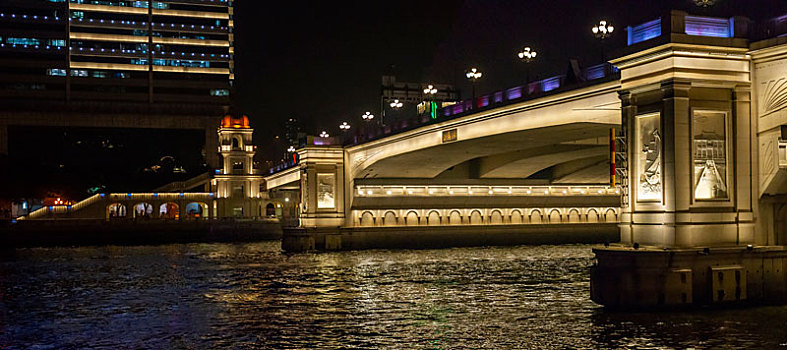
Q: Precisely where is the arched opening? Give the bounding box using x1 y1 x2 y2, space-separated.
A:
383 211 397 226
232 136 241 150
604 209 617 222
186 202 208 219
159 202 179 219
549 210 562 223
568 209 581 223
490 210 503 225
427 211 441 226
134 202 153 219
107 203 126 218
405 211 419 226
266 203 275 217
360 211 375 227
469 210 483 225
449 210 462 225
530 210 542 224
587 209 599 223
510 210 523 224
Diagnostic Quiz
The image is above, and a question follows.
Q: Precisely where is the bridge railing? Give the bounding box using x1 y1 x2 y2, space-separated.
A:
779 140 787 168
355 185 619 197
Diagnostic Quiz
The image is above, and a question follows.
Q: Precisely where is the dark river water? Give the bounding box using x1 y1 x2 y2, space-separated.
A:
1 242 786 349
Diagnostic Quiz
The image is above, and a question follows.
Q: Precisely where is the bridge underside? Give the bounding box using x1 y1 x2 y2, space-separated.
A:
356 122 613 183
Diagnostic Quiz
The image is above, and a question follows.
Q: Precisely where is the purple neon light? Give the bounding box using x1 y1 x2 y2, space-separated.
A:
627 18 661 45
685 15 732 38
506 87 522 100
541 77 560 92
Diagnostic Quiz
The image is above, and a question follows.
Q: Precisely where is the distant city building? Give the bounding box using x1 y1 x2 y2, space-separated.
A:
0 0 235 196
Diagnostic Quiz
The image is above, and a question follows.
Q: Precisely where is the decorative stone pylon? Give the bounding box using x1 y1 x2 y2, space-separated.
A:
592 11 787 308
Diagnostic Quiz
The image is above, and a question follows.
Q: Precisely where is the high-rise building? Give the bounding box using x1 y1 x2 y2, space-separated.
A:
0 0 234 196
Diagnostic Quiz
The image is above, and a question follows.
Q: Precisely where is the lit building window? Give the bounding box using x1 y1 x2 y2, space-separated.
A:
6 37 40 45
211 89 230 96
70 70 88 77
47 68 67 76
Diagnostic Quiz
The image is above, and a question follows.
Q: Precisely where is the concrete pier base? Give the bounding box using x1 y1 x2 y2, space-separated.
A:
282 223 619 252
591 246 787 308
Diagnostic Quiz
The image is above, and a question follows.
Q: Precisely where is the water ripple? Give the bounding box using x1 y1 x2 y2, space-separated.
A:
0 242 785 349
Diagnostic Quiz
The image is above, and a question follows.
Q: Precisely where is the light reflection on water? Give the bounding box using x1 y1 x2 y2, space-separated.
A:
0 242 785 349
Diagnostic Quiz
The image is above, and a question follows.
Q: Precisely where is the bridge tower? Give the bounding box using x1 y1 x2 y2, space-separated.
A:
592 11 787 308
213 114 266 217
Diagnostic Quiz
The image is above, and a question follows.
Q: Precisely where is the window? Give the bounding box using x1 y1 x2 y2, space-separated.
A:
70 70 88 77
6 37 40 45
47 69 67 76
211 89 230 97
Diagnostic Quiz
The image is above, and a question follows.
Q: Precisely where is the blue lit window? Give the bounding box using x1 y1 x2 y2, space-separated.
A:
71 11 84 19
70 70 88 77
92 71 107 78
47 39 66 47
211 89 230 96
6 37 40 45
47 68 67 76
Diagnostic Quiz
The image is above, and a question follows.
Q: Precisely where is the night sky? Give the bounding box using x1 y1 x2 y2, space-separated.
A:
234 0 787 160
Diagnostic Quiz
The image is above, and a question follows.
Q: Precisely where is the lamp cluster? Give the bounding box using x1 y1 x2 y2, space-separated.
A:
592 20 614 39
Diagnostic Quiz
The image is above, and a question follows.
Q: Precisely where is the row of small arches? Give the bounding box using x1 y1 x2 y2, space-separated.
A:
355 208 619 227
107 202 208 219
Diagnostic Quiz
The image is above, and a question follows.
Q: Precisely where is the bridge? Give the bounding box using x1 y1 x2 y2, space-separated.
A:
264 66 624 250
265 10 787 307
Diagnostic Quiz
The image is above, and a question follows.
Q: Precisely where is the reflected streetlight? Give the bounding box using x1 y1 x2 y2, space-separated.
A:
362 111 374 121
389 99 403 109
319 131 329 138
339 121 351 131
465 68 482 103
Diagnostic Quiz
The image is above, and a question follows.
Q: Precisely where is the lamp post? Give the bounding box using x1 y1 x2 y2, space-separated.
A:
339 121 351 131
362 111 374 122
517 46 537 83
389 99 403 109
422 85 437 116
592 20 614 62
465 68 482 105
319 131 329 138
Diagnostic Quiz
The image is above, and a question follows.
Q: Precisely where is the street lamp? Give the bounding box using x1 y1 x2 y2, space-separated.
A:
287 145 295 153
319 131 329 138
465 68 482 104
517 46 537 82
592 20 614 40
362 111 374 121
517 47 537 62
339 121 351 131
592 20 614 63
423 84 437 96
389 99 403 109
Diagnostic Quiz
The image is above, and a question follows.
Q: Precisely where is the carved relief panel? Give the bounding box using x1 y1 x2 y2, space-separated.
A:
636 112 662 203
